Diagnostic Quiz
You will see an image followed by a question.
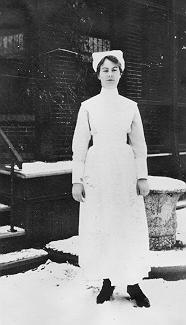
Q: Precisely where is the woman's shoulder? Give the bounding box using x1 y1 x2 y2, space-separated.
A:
118 95 138 115
82 94 100 106
80 94 101 113
118 94 137 107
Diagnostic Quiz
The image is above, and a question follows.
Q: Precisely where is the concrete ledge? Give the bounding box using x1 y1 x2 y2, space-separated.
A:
0 249 48 276
148 265 186 281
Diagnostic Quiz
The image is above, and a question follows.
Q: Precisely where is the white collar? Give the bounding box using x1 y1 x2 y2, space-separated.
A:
100 87 119 97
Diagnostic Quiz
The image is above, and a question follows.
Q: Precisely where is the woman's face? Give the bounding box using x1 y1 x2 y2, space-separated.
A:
98 58 121 89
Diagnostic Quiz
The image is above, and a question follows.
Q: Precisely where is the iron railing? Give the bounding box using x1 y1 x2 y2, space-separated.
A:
0 127 23 232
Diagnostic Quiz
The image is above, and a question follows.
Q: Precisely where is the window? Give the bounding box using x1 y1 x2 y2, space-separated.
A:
0 33 24 58
82 36 111 53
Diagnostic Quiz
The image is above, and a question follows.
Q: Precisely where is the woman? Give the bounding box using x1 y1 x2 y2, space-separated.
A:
72 50 150 307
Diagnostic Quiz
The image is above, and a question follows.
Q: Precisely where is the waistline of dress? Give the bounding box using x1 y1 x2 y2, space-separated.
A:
89 141 132 152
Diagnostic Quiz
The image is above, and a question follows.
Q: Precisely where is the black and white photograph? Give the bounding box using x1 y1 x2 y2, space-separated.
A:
0 1 186 324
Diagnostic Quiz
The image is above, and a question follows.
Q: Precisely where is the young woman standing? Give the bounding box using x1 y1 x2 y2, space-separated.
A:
72 50 150 307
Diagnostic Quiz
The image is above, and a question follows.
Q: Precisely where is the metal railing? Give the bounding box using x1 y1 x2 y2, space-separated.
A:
0 127 23 232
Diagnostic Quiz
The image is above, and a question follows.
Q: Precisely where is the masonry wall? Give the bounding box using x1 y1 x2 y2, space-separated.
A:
34 50 79 161
0 2 35 163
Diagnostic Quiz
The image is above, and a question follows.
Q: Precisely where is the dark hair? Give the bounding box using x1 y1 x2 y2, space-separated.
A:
96 55 123 77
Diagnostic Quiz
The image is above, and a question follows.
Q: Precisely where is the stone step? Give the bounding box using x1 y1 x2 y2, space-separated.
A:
148 247 186 280
0 225 25 239
177 199 186 210
0 248 48 276
0 204 10 226
149 265 186 281
0 225 29 254
45 236 78 266
0 204 10 212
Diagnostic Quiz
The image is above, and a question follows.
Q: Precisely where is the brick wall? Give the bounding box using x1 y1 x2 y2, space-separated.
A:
0 114 35 164
34 50 80 161
0 55 36 163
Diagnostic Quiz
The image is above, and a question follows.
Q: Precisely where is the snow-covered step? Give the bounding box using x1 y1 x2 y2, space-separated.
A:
0 204 10 226
4 160 72 178
0 204 10 212
46 236 79 265
0 248 48 276
149 247 186 268
177 199 186 210
150 265 186 280
0 226 25 239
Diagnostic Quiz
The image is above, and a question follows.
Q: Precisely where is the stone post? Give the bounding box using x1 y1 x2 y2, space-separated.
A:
144 176 186 250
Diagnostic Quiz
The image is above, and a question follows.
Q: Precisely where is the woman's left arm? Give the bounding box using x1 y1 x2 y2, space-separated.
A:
128 104 149 196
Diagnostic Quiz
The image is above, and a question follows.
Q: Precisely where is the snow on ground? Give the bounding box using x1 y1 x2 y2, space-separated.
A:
1 207 186 325
0 260 186 325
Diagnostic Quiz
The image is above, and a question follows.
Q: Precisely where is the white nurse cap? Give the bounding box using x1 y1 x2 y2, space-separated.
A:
92 50 125 72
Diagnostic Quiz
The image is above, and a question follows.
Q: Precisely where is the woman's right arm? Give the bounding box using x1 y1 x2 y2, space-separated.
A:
72 103 91 202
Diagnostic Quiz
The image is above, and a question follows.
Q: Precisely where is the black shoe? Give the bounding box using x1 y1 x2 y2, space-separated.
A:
127 284 150 308
96 279 115 304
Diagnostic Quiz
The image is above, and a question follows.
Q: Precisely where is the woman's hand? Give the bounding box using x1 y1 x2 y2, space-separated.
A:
72 183 86 202
137 179 150 197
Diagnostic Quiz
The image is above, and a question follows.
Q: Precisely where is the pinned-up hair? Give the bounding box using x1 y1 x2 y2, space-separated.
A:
96 55 123 77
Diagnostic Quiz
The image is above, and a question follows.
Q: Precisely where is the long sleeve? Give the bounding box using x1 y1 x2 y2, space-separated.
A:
128 105 148 179
72 103 91 184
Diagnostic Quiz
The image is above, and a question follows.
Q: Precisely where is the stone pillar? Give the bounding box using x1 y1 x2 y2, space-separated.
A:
144 176 186 250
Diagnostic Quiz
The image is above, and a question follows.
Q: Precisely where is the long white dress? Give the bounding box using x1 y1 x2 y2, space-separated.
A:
72 87 150 286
